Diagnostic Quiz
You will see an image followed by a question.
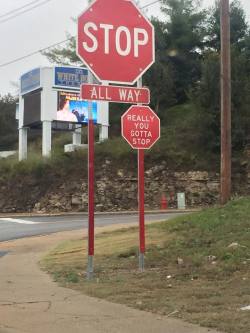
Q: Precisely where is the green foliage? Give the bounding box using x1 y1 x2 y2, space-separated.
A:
144 18 176 113
189 0 250 151
0 136 87 182
42 34 81 65
206 0 248 51
64 271 79 283
144 55 176 114
161 0 207 52
95 137 136 161
158 197 250 270
150 103 218 170
191 51 221 151
192 45 250 151
160 0 207 102
231 47 250 147
0 94 18 150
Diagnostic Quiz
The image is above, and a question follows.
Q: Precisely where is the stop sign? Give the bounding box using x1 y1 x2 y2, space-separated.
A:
121 106 160 149
77 0 155 84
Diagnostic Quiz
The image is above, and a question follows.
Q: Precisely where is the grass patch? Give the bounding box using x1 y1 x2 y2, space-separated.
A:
0 134 89 181
41 198 249 332
0 103 220 180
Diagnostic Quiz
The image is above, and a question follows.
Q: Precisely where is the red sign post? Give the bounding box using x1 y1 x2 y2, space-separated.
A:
81 84 150 104
77 0 155 276
77 0 155 84
138 148 145 268
122 104 160 270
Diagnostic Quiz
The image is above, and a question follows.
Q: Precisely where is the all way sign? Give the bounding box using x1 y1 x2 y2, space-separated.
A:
81 84 150 104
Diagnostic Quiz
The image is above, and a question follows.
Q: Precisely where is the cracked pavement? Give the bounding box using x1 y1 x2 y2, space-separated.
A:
0 225 221 333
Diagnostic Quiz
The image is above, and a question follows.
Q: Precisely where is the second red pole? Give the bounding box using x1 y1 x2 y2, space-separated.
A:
138 148 145 271
137 77 145 271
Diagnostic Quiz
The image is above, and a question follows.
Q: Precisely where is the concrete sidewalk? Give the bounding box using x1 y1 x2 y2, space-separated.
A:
0 226 221 333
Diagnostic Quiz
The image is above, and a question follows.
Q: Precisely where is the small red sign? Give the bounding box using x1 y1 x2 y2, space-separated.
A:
81 84 150 104
77 0 155 84
121 105 160 149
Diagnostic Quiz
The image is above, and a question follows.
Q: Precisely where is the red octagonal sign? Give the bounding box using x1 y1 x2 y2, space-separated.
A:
77 0 155 84
121 106 160 149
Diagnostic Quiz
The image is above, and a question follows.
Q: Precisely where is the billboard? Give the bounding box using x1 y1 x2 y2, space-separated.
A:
57 91 97 124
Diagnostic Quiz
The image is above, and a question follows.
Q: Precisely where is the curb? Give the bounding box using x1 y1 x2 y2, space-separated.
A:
0 208 200 219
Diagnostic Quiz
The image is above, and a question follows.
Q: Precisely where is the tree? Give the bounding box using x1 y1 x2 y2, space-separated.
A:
144 61 175 114
143 18 176 114
0 95 18 150
191 52 221 151
42 34 80 65
207 0 248 51
193 45 250 151
230 47 250 148
192 0 250 151
160 0 208 102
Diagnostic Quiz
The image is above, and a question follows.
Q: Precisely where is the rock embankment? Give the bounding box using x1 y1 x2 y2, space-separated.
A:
0 156 249 213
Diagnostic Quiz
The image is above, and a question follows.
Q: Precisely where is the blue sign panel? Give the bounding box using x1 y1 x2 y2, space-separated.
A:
54 67 88 89
20 68 40 95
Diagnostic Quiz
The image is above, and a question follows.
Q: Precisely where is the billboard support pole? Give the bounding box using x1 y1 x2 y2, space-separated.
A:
137 77 145 272
87 71 95 280
99 125 109 142
42 121 52 157
18 127 28 161
73 126 82 146
99 80 109 142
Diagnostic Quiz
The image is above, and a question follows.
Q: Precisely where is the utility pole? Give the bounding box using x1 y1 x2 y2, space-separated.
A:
220 0 231 204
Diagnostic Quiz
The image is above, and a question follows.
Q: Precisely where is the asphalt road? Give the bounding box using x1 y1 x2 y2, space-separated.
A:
0 212 186 242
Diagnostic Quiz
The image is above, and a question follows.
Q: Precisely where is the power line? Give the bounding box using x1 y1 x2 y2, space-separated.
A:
141 0 160 10
0 0 42 19
0 0 161 68
0 38 71 68
0 0 54 24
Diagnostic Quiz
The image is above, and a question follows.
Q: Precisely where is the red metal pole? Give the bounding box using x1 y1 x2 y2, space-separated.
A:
88 118 95 257
86 69 95 280
138 148 145 270
137 76 145 271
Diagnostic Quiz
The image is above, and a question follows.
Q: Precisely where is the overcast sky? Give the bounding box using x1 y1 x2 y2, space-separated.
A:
0 0 250 96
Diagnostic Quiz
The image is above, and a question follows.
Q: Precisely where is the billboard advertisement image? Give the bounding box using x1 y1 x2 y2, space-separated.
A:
57 91 97 124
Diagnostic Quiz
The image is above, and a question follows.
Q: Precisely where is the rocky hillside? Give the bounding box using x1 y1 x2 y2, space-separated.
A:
0 144 249 213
